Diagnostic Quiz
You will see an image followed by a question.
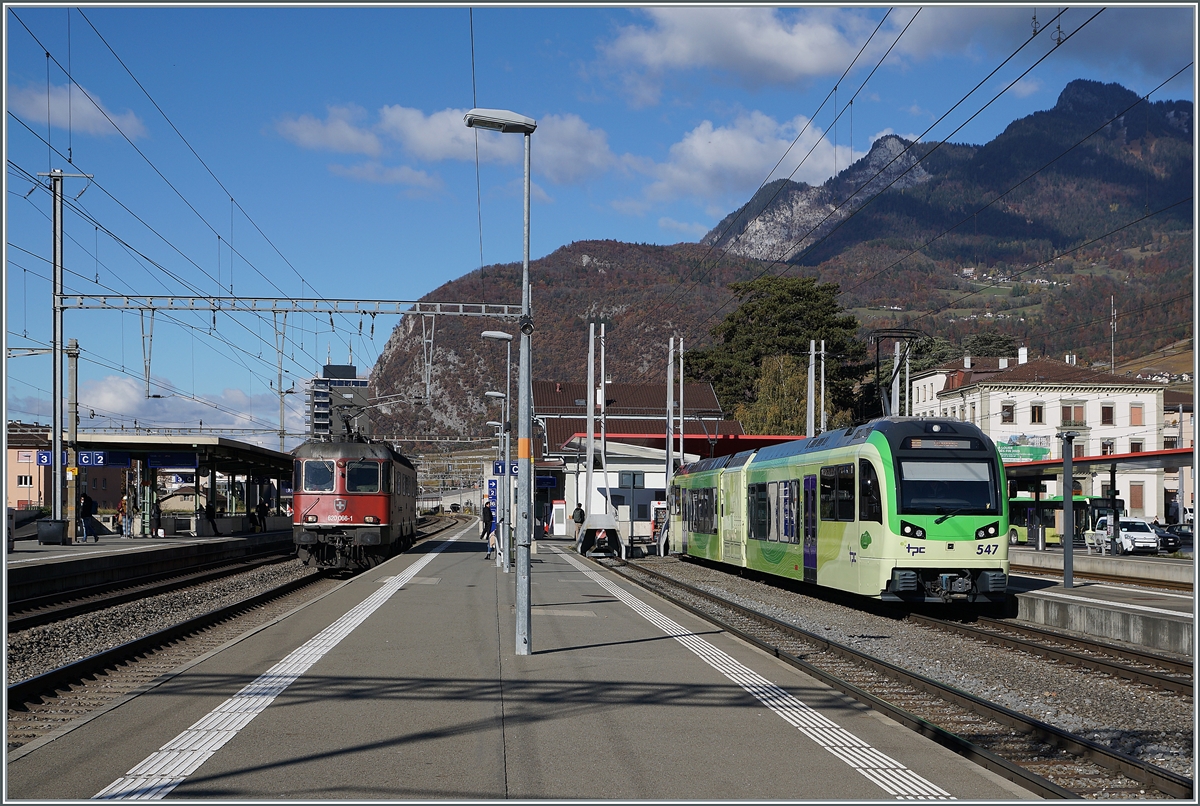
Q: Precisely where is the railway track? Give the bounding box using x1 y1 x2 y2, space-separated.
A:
610 559 1193 800
910 614 1193 695
7 553 296 632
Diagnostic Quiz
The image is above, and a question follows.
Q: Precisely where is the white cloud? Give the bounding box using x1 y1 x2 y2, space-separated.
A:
50 374 308 449
658 217 708 237
9 82 147 138
638 111 840 206
1009 77 1042 99
329 161 441 190
603 7 880 97
276 105 382 156
377 105 506 162
532 113 617 184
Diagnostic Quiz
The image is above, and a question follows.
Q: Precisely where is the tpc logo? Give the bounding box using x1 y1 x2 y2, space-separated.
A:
905 543 926 556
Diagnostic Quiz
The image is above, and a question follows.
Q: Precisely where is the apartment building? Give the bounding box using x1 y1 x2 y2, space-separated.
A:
911 353 1168 519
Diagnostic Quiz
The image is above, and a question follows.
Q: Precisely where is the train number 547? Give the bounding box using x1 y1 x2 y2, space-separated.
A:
976 543 999 555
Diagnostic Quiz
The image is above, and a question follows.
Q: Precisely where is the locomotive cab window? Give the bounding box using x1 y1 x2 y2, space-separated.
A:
898 460 997 516
346 460 381 493
859 460 883 523
302 460 335 492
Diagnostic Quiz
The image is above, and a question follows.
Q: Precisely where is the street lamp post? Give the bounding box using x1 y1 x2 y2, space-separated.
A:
483 330 514 571
485 390 509 571
466 108 536 656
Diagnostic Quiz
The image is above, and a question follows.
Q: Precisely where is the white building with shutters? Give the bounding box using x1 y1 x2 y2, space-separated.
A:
910 352 1167 520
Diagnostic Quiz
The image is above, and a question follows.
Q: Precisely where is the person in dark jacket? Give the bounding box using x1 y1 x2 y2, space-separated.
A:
205 501 221 536
481 504 495 559
79 492 96 542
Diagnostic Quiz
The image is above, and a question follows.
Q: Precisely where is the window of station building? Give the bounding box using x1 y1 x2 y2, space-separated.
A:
17 475 32 487
1165 437 1178 450
637 503 649 520
1030 403 1044 424
619 471 645 489
859 460 882 523
1100 404 1115 426
969 403 976 424
1001 403 1015 424
17 450 33 463
1101 440 1115 456
1062 403 1086 426
1129 482 1144 511
1073 442 1085 458
1130 404 1144 426
1129 440 1144 454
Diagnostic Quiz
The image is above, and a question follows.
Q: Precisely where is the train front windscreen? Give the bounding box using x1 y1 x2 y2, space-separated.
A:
897 459 999 516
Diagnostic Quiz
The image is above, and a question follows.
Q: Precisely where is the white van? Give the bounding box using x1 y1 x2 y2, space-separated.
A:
1096 516 1159 555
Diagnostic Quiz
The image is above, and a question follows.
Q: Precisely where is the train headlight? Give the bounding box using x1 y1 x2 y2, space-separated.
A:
900 520 925 539
364 516 379 524
975 522 1000 540
305 514 318 523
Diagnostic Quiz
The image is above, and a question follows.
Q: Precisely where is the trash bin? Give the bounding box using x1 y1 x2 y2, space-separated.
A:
37 519 68 545
1034 524 1046 551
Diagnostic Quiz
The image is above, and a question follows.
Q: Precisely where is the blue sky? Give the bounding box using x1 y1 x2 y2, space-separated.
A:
4 4 1195 447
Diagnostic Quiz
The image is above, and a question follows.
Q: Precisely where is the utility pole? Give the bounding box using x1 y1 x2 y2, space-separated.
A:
38 168 91 525
1059 432 1078 588
806 340 816 437
67 340 80 541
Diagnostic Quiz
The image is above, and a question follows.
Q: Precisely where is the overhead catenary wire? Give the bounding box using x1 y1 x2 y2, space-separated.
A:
665 8 1093 351
11 8 381 371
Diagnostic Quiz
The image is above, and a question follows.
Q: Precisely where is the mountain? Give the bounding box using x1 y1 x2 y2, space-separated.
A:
369 241 773 438
371 80 1192 440
704 79 1192 276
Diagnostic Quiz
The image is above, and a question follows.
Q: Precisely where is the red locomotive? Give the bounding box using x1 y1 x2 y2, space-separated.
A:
292 439 418 570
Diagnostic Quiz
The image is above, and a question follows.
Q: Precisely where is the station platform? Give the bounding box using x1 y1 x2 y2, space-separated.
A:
7 521 1032 801
6 531 292 603
1008 547 1194 657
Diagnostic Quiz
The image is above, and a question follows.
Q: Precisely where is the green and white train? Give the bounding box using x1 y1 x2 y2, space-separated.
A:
668 417 1009 603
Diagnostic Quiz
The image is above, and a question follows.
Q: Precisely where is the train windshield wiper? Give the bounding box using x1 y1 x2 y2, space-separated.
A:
934 507 967 524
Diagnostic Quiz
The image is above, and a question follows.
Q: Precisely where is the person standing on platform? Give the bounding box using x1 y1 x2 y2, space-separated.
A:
481 503 494 558
205 501 222 536
572 503 586 541
256 500 270 533
117 497 127 537
80 492 97 543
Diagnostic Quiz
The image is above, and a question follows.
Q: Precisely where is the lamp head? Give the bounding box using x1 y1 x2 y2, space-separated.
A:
464 108 537 135
481 330 513 342
485 391 506 400
485 421 502 428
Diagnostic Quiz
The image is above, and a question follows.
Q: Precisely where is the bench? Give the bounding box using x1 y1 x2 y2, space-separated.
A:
1083 530 1108 555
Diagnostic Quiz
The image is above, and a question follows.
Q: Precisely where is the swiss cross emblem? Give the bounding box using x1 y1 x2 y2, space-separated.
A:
335 499 347 513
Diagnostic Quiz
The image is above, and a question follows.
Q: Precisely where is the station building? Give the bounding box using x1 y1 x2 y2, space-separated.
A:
910 350 1180 521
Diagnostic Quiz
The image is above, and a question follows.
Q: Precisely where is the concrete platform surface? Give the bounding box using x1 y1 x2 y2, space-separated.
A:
7 522 1032 801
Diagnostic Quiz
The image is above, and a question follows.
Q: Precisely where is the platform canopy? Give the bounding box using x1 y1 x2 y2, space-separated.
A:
74 433 293 480
1003 447 1193 482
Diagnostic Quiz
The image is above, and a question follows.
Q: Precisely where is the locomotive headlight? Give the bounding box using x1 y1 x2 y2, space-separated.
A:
364 516 379 524
975 522 1000 540
305 514 318 523
900 520 925 539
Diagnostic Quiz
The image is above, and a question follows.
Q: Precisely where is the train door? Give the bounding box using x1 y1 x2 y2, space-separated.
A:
803 475 817 583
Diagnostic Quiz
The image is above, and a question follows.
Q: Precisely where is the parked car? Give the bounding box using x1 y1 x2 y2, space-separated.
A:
1095 516 1160 555
1150 523 1182 553
1165 523 1193 541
